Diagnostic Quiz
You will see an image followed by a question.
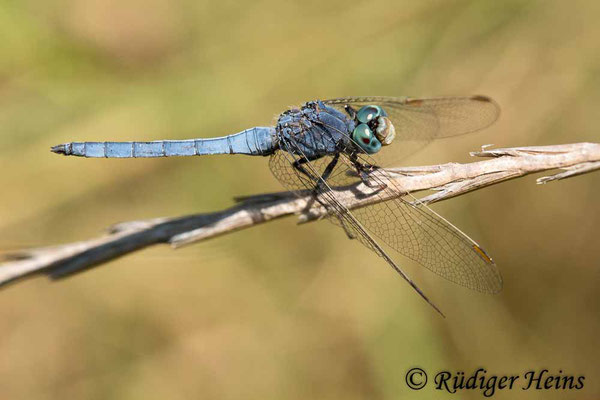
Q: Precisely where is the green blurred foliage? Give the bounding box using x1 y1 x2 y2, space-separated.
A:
0 0 599 399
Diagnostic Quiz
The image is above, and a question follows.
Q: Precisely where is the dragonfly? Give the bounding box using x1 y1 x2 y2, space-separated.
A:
51 95 503 316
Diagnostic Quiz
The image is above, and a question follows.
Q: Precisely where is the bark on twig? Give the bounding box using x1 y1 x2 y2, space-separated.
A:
1 142 598 288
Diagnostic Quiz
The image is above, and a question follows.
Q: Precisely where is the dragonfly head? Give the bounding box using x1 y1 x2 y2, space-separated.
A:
352 105 396 153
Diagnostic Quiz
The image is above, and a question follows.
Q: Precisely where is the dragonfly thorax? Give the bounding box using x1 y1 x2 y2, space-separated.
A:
275 101 356 159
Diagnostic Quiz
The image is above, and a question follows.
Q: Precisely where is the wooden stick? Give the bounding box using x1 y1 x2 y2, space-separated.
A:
1 142 598 288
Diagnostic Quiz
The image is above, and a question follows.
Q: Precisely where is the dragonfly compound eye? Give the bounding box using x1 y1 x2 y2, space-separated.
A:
356 105 387 124
374 116 396 146
352 123 382 154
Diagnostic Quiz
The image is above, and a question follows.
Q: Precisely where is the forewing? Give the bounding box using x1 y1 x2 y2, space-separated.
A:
324 96 500 167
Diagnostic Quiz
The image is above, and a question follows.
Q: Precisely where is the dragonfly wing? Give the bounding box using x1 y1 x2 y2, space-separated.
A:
268 150 354 193
269 144 445 316
324 96 500 167
349 151 502 293
307 111 502 293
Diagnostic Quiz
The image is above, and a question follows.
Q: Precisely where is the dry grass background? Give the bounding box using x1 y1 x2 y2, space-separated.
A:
0 0 599 399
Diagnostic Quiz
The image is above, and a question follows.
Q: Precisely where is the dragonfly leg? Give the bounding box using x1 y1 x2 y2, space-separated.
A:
293 153 340 212
292 153 340 192
349 155 387 191
344 105 358 119
338 217 357 239
293 154 357 238
317 153 340 184
292 156 318 181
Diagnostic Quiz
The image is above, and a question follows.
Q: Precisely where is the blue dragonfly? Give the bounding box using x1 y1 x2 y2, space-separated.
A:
52 96 502 315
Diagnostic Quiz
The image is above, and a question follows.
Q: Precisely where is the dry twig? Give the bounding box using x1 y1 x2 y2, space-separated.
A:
1 142 598 288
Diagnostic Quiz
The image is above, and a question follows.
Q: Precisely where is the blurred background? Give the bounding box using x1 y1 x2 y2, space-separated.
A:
0 0 599 399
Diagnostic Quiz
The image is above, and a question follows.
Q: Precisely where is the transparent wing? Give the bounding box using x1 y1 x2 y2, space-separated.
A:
347 151 502 293
271 115 502 294
269 140 445 315
324 96 500 166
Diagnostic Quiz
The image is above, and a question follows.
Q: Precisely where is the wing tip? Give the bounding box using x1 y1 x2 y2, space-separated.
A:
471 95 501 129
473 94 501 112
471 94 493 103
471 243 504 293
472 244 494 264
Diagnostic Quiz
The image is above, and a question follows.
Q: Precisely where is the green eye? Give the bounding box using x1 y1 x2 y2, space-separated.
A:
352 123 382 154
357 105 386 123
